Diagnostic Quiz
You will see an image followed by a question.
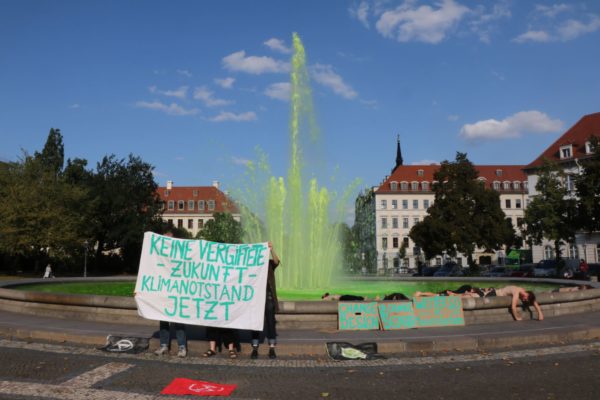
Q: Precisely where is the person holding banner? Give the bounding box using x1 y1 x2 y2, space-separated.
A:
250 241 280 359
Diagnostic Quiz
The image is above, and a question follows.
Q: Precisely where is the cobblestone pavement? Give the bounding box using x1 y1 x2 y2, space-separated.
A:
1 339 600 399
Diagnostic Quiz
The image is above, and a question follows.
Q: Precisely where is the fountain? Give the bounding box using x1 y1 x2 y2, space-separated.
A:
239 33 356 291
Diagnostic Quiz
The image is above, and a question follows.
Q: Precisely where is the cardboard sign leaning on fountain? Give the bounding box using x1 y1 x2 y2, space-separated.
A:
338 296 465 331
134 232 271 331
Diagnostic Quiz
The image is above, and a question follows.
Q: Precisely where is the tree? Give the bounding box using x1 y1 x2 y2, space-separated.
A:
197 212 243 243
522 161 577 260
575 136 600 233
410 152 515 267
34 128 64 179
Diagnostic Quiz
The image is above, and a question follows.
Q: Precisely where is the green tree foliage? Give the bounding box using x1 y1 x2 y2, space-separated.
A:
197 212 243 243
522 161 577 259
410 152 515 267
0 131 87 270
575 136 600 233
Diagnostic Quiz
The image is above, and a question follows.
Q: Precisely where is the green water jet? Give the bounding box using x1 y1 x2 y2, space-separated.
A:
240 33 356 290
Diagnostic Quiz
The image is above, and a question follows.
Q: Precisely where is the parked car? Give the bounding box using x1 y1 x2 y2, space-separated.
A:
509 263 534 278
416 266 441 276
433 263 464 277
481 265 508 277
533 260 558 278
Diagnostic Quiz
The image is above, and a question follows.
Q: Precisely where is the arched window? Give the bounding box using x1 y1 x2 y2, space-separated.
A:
411 181 419 191
544 245 554 260
390 181 398 191
422 181 429 191
400 182 408 190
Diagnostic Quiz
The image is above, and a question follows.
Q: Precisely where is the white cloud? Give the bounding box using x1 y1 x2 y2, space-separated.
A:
264 38 292 54
231 156 252 166
513 30 551 43
149 85 188 99
535 4 570 18
349 1 371 28
459 111 563 141
557 15 600 41
135 100 199 116
447 114 459 121
68 103 80 109
222 50 289 74
375 0 470 44
469 2 511 43
193 86 233 107
214 77 235 89
264 82 291 101
411 160 440 165
310 64 358 99
210 111 257 122
177 69 193 77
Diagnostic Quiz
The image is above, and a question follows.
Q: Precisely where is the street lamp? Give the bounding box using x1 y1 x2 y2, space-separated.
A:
83 240 88 278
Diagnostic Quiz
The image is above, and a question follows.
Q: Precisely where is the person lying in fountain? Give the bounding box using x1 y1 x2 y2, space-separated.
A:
321 293 365 301
414 285 483 298
490 285 544 321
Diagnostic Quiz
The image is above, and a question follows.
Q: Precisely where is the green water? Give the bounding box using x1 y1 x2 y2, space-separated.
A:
14 281 559 300
239 33 357 290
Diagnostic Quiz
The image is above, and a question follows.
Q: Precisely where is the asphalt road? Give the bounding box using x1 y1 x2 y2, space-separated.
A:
1 339 599 400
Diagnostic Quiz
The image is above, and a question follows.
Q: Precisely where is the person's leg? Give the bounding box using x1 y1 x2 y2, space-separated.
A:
264 298 277 359
173 323 187 357
203 328 218 357
155 321 170 355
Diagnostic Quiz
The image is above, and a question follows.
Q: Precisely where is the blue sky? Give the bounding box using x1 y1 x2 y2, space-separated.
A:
2 0 599 219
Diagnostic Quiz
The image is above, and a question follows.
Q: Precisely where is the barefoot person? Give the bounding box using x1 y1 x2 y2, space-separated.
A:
494 285 544 321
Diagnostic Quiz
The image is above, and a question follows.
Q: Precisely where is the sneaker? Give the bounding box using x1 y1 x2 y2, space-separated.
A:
177 347 187 358
154 346 169 356
268 347 276 359
250 346 258 359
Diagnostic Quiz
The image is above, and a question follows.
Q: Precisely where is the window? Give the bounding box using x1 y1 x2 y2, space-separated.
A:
565 175 575 192
164 190 170 196
381 217 388 229
413 199 418 209
513 181 520 190
417 169 424 176
569 244 578 259
193 190 198 197
392 217 398 229
208 200 215 210
198 200 205 210
188 219 193 229
402 200 408 209
401 182 408 190
198 219 204 229
392 200 398 209
424 199 430 209
403 237 409 247
457 257 463 266
585 141 593 154
382 237 388 249
436 258 442 266
390 182 398 191
167 219 173 225
560 145 572 159
493 181 500 190
503 182 510 190
178 201 185 211
393 237 399 248
168 200 175 210
515 199 522 208
413 217 419 226
597 245 600 262
496 169 503 177
422 182 429 191
505 199 511 208
177 219 183 228
411 182 418 191
381 200 387 209
402 217 409 229
544 245 554 260
517 217 524 227
188 200 195 210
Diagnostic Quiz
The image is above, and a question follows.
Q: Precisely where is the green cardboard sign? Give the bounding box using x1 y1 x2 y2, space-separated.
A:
338 302 380 330
413 296 465 328
378 301 417 330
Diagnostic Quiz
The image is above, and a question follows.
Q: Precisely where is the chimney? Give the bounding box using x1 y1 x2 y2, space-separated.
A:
166 180 173 190
212 180 220 189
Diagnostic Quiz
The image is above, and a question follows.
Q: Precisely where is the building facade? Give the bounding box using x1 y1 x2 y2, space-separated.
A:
523 112 600 263
372 140 527 273
157 180 240 237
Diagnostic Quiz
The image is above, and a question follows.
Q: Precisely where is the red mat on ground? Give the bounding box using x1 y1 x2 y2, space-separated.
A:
161 378 237 397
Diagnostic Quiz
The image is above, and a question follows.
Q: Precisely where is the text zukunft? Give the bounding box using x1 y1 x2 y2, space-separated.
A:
134 233 271 330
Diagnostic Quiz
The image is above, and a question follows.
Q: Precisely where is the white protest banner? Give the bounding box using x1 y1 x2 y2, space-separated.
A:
134 232 270 331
